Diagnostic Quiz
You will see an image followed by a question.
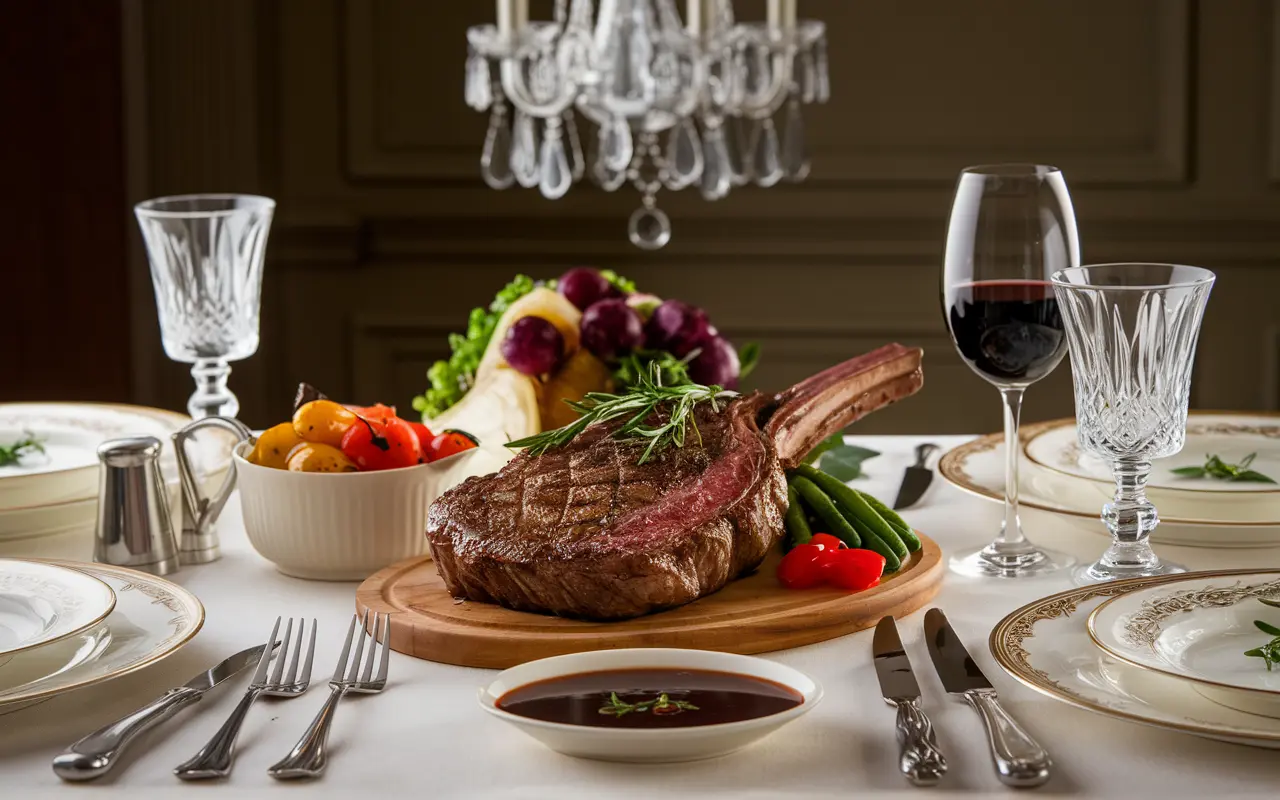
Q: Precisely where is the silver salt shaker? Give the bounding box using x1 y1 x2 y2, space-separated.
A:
94 436 180 576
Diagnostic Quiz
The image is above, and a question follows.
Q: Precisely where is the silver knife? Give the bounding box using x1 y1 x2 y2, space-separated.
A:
923 608 1051 788
53 642 271 781
873 616 947 786
893 443 939 510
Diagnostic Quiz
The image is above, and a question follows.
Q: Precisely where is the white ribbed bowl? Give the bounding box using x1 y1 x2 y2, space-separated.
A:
233 441 508 581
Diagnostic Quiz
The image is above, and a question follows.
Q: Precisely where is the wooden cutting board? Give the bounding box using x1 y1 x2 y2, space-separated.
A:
356 534 943 669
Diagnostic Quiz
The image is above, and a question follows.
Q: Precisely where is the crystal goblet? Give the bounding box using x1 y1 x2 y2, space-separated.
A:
1051 263 1215 585
135 194 274 419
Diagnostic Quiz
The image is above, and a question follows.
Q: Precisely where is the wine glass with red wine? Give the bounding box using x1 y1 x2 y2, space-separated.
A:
942 164 1079 578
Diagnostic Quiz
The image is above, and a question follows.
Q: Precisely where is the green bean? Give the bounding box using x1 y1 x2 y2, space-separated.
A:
857 490 922 552
790 476 861 549
793 465 909 559
846 515 902 572
784 482 813 547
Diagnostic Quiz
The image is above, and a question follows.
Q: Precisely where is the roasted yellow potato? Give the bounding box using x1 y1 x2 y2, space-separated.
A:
285 442 358 473
246 422 305 470
292 400 357 448
538 349 614 431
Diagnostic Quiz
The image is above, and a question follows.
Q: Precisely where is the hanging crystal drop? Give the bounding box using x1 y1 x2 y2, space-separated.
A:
628 197 671 250
562 110 584 182
799 50 817 104
781 96 810 182
480 104 514 189
465 51 492 111
663 117 703 190
511 110 540 188
815 39 830 103
726 115 750 186
538 118 572 199
588 122 627 191
751 117 783 187
600 116 634 173
700 120 731 200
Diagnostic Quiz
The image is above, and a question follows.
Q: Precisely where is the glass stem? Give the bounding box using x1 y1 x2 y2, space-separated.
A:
996 387 1028 549
1099 458 1161 571
189 358 239 420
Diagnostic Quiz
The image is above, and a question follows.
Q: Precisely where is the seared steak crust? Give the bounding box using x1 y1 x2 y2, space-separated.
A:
427 394 786 619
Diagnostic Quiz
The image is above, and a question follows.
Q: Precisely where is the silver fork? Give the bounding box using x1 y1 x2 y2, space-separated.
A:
173 616 316 780
267 610 390 780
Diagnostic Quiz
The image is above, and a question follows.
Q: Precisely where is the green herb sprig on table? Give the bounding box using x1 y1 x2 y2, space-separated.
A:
506 362 736 465
0 431 45 467
598 691 699 718
1245 598 1280 671
802 433 880 482
1172 453 1276 484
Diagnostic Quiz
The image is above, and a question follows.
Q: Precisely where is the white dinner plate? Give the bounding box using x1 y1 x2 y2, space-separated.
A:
0 559 116 662
1024 414 1280 523
0 403 234 511
479 648 822 763
0 560 204 713
990 571 1280 749
1089 571 1280 717
939 422 1280 548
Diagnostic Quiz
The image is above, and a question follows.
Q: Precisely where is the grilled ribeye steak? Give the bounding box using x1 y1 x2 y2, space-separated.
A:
427 343 924 620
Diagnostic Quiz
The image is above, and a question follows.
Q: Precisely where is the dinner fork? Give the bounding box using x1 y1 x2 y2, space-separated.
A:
173 617 316 780
267 610 390 780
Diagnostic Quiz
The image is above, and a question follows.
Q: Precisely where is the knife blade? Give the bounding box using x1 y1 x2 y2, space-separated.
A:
53 641 273 781
893 443 939 510
923 609 1051 788
872 617 946 786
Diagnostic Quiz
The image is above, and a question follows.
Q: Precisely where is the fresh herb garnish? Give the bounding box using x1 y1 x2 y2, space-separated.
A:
1172 453 1276 484
506 362 736 464
412 275 537 419
600 269 637 295
1245 598 1280 670
738 342 760 381
0 431 45 467
598 691 699 718
820 445 881 482
611 349 695 389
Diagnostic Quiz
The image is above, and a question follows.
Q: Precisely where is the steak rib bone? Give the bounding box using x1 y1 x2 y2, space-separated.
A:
764 343 924 468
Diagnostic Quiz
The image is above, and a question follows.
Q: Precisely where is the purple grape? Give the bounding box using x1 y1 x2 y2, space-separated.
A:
688 336 741 389
580 299 644 360
557 267 615 311
500 316 565 376
645 299 711 357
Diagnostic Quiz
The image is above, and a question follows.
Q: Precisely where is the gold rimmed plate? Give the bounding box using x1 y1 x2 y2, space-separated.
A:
990 571 1280 749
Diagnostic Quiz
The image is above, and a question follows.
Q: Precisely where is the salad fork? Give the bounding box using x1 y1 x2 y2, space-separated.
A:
174 616 316 780
268 610 390 780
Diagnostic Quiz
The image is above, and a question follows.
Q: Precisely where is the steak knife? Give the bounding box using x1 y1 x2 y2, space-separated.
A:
893 443 939 510
923 609 1051 788
53 642 271 781
872 616 947 786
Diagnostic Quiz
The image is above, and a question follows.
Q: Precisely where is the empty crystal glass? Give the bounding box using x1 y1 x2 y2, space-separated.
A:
135 194 274 419
1052 263 1215 584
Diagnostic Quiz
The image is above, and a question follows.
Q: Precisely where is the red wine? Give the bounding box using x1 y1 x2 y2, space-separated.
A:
945 280 1066 383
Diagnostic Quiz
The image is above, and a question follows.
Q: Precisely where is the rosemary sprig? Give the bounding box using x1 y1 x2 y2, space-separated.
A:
506 361 736 465
1245 597 1280 670
0 431 45 467
598 691 699 717
1172 453 1276 484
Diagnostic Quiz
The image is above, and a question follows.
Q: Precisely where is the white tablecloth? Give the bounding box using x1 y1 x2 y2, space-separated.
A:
1 435 1275 799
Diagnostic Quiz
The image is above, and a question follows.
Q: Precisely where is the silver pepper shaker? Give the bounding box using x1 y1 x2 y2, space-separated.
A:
94 437 180 576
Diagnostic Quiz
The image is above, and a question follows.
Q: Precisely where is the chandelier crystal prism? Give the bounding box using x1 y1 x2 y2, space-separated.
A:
466 0 828 249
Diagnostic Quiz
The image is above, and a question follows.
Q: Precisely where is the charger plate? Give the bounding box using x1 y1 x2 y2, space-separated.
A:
990 570 1280 749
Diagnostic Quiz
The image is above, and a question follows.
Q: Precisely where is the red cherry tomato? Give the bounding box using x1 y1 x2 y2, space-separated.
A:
777 544 828 589
427 429 478 462
808 533 847 553
824 549 886 591
406 421 435 457
340 417 422 471
347 403 397 424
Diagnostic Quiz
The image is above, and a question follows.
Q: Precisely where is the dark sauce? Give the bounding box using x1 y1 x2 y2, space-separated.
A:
496 668 804 728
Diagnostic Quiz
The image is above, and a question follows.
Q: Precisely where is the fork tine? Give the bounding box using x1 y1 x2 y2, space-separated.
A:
345 609 370 683
283 618 304 686
359 614 380 683
269 617 294 686
375 612 391 683
298 618 317 687
331 613 358 683
251 616 282 685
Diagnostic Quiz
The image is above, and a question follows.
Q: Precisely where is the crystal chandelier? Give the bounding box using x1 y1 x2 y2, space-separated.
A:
465 0 829 249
